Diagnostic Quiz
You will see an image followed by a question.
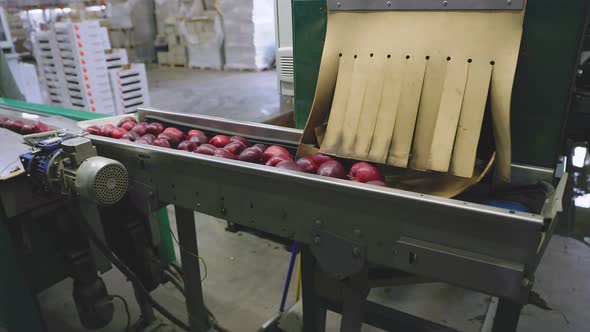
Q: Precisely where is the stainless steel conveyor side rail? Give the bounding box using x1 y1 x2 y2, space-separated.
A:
78 109 565 304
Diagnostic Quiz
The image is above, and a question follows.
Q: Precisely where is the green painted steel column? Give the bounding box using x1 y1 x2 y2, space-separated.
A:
0 207 45 332
292 0 327 129
511 0 590 167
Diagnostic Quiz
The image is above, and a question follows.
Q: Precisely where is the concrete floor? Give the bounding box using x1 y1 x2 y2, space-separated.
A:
38 68 590 332
147 67 283 123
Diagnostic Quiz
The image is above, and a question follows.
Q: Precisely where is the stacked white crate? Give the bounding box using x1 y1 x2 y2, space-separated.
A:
53 21 115 115
32 30 70 106
181 11 224 70
220 0 276 70
109 63 151 115
105 48 129 70
158 21 187 67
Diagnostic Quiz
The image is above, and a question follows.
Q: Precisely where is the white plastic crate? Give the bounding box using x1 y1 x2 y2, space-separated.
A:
32 30 70 107
105 49 129 70
109 63 151 115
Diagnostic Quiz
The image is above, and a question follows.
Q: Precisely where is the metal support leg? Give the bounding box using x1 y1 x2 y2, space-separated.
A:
174 206 209 332
492 298 523 332
340 266 369 332
301 246 327 332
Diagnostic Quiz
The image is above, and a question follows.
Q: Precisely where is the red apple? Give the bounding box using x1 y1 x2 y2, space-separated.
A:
230 136 252 147
122 131 140 141
34 121 51 133
146 122 165 135
238 147 263 163
348 162 383 183
262 145 292 162
311 153 332 166
317 160 346 179
187 129 206 138
276 160 303 172
189 133 209 145
117 117 135 127
20 123 38 135
131 123 148 136
266 154 292 166
101 124 116 137
194 144 217 155
85 125 102 135
296 156 318 173
214 148 236 159
252 144 268 153
163 127 185 141
139 134 156 144
177 140 197 152
136 138 152 145
110 127 128 139
120 120 137 131
6 120 23 132
158 132 180 146
153 138 171 148
224 141 247 154
209 135 231 148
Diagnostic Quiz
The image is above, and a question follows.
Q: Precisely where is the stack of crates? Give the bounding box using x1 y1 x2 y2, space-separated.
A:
53 21 115 115
157 22 187 67
109 63 151 115
32 30 70 106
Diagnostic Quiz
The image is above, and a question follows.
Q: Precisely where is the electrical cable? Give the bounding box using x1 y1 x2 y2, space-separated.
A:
0 158 20 176
166 265 184 283
168 226 208 282
79 219 190 331
164 262 230 332
110 295 131 332
170 261 184 278
163 270 186 295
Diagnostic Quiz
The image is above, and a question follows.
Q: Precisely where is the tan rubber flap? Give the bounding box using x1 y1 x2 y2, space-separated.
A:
410 56 448 171
367 55 404 163
298 6 525 195
427 58 470 173
337 54 370 157
320 55 354 154
352 54 387 159
387 56 427 167
450 61 493 177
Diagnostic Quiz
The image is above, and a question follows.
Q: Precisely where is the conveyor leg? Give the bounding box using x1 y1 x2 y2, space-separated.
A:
340 266 369 332
492 298 523 332
174 206 209 332
301 246 327 332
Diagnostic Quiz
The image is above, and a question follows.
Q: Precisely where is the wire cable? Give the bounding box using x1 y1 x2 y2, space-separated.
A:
170 261 184 278
163 270 186 295
110 295 131 332
79 219 190 331
168 226 208 282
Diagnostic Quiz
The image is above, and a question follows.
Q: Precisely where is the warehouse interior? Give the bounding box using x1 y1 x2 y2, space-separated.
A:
1 1 589 332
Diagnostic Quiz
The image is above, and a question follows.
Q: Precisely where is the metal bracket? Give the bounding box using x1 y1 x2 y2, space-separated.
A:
310 229 367 279
328 0 523 11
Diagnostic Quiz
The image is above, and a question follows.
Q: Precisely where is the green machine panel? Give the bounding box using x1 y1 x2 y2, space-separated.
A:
292 0 589 168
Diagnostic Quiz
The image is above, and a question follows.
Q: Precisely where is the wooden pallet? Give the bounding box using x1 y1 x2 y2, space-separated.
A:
159 63 188 68
222 66 273 72
189 66 222 71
